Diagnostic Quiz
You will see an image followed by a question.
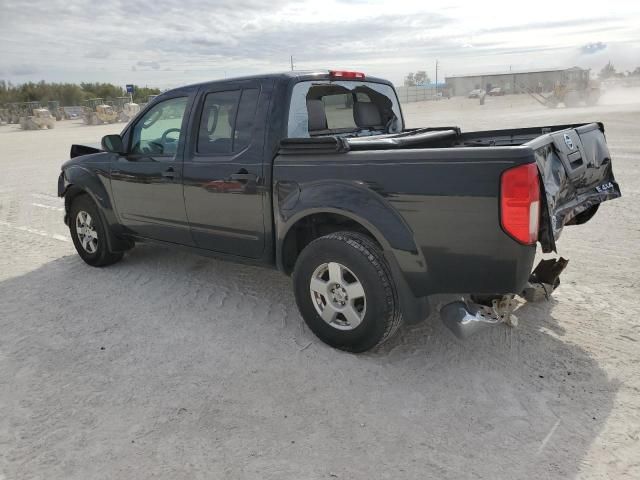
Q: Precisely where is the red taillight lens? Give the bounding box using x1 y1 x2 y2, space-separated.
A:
329 70 365 80
500 163 540 245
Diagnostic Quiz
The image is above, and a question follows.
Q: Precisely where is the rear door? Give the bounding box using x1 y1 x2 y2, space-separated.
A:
182 80 270 258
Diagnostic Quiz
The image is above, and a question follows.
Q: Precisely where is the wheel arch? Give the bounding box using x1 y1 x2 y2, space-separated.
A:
275 180 420 273
278 208 387 274
60 165 114 212
275 181 430 324
61 166 131 252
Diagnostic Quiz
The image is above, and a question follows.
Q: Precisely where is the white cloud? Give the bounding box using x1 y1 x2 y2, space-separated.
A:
0 0 639 87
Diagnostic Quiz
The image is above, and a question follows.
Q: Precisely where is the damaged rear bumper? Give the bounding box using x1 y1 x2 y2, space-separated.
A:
440 257 569 338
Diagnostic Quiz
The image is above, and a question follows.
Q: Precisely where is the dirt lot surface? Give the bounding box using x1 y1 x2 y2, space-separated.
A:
1 91 638 479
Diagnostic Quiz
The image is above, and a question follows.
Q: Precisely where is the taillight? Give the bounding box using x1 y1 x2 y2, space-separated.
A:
329 70 365 80
500 163 540 245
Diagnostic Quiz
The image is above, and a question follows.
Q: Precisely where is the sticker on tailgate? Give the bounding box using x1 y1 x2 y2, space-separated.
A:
595 181 614 193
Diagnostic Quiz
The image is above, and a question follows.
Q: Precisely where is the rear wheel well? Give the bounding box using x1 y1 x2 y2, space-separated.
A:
281 213 381 274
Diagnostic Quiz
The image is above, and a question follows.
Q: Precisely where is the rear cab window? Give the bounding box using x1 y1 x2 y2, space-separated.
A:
287 80 403 138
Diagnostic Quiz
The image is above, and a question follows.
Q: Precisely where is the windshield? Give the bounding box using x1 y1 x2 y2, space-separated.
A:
287 80 403 138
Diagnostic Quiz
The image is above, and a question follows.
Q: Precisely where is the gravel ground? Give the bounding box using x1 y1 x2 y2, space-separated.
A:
0 91 638 479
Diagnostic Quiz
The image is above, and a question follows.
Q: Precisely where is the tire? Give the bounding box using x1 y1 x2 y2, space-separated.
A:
292 232 402 352
69 194 123 267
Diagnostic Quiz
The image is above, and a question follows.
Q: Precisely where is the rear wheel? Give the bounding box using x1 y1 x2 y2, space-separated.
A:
69 195 123 267
292 232 402 352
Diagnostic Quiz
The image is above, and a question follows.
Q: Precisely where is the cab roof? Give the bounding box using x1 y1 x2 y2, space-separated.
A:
161 70 394 97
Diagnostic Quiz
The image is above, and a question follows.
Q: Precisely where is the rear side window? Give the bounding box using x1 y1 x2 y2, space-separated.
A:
234 89 260 152
197 88 259 155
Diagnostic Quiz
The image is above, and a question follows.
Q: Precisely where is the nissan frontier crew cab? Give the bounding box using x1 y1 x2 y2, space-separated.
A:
58 70 621 352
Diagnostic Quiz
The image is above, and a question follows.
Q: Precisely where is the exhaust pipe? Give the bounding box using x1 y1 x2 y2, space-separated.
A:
440 300 504 339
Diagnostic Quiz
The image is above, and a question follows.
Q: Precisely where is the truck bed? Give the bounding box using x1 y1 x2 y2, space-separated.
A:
274 122 621 298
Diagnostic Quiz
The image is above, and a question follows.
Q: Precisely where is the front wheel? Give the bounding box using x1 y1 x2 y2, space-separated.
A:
69 195 123 267
292 232 402 352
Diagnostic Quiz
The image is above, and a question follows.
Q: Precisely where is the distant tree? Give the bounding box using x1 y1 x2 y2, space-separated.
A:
80 82 125 100
414 71 431 85
599 61 617 79
631 67 640 77
0 80 10 104
0 81 163 106
131 85 162 104
59 83 86 105
404 72 416 87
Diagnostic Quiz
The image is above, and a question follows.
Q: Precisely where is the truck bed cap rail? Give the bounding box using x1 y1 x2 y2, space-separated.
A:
279 127 460 155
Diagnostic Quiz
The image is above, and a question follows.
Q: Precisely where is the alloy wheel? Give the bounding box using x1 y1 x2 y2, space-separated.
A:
309 261 366 330
75 210 98 254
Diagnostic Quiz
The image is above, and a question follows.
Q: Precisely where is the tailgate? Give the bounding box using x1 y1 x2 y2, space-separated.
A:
529 122 621 251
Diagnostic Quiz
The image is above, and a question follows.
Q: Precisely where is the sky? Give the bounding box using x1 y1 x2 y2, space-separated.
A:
1 0 639 88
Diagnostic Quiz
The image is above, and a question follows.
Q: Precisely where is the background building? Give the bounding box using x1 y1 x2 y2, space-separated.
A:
395 83 447 103
445 67 589 96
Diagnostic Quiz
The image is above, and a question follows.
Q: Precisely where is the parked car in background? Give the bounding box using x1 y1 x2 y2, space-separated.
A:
468 88 485 98
489 87 505 96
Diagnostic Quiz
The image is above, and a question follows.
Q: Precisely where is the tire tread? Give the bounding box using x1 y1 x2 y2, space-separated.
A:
296 231 403 351
69 194 123 267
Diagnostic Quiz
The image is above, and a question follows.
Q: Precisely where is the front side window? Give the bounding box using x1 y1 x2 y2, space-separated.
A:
130 97 188 155
197 88 259 155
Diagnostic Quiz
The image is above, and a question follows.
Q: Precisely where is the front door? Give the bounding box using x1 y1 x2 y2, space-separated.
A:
182 81 268 258
111 95 194 245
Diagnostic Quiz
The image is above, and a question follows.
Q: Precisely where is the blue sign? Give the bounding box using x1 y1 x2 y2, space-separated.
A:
126 84 134 94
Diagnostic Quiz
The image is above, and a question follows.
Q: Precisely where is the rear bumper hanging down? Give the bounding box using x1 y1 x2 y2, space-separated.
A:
440 296 518 339
440 257 569 339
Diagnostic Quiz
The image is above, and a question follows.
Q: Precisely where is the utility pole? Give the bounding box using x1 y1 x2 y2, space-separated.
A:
290 55 294 71
435 59 439 96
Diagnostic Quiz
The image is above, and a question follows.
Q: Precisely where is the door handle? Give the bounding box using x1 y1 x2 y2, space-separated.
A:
162 167 176 179
229 172 258 182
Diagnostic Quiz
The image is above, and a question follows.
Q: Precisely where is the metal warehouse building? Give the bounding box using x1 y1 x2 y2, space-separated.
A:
445 67 588 96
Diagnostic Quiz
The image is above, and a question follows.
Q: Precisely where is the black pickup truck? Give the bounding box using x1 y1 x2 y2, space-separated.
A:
58 70 621 352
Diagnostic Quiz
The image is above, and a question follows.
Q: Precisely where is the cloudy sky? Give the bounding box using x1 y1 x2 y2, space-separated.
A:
1 0 639 88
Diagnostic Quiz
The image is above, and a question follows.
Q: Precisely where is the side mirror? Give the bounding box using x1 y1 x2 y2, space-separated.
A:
101 134 124 154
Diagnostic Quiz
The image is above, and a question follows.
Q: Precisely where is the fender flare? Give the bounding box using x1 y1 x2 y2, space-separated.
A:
277 180 419 253
61 165 130 252
62 165 113 210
